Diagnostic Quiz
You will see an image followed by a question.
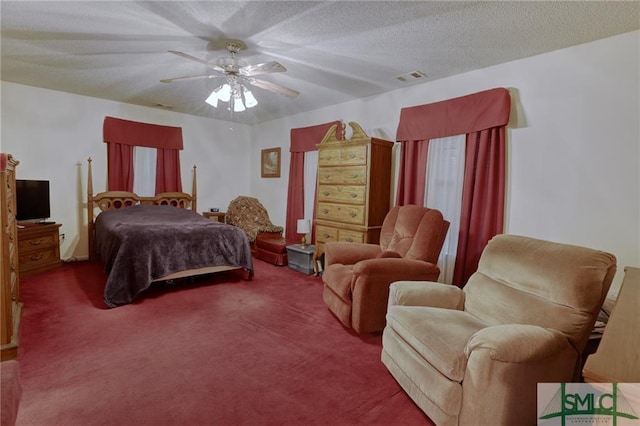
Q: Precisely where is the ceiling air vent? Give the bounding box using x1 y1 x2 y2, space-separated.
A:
394 70 428 84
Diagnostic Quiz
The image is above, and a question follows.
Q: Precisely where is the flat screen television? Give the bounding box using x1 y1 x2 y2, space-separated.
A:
16 179 51 222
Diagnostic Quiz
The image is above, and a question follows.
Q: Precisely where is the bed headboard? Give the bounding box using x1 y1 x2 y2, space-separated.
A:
91 191 196 211
87 157 198 261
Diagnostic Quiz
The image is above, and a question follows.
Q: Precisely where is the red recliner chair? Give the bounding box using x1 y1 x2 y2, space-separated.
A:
321 205 450 333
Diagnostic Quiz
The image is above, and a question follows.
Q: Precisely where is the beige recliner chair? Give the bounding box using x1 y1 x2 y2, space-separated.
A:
382 234 616 426
583 266 640 383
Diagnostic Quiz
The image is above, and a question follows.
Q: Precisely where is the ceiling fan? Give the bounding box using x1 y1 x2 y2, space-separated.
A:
160 39 299 100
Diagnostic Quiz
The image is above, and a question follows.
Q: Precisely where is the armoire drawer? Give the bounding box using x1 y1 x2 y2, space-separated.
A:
318 145 367 166
316 225 338 244
317 165 367 185
317 202 366 225
337 229 365 244
317 184 366 204
316 224 365 245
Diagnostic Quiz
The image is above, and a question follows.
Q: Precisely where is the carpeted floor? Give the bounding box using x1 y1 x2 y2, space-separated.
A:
14 258 433 425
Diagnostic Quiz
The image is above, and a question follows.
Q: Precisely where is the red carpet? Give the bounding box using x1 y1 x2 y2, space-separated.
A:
15 259 432 425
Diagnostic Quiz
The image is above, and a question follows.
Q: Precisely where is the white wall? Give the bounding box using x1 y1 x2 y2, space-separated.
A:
2 31 638 294
252 30 640 293
1 83 253 260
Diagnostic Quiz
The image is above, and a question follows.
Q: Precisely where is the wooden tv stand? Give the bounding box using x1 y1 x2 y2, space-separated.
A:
17 223 63 277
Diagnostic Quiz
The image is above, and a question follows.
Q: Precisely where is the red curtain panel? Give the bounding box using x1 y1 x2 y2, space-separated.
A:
395 88 511 285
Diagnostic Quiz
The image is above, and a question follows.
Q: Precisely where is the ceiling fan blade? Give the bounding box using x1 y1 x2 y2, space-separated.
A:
160 74 220 83
240 61 287 77
248 78 299 98
168 50 226 74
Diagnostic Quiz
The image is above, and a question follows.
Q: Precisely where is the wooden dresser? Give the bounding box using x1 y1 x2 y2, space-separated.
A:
18 223 62 277
1 154 21 360
314 122 394 258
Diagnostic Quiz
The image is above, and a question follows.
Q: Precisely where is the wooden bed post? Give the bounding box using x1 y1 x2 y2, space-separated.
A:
192 164 197 213
87 157 96 262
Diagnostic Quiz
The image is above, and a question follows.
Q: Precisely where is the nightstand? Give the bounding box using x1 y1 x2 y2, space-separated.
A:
203 211 226 223
17 223 63 277
286 244 315 275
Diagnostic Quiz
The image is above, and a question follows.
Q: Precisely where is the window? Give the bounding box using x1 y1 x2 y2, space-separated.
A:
424 135 465 284
132 146 157 197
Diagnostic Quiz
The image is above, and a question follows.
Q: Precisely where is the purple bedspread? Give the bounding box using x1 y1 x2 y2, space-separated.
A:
94 205 253 307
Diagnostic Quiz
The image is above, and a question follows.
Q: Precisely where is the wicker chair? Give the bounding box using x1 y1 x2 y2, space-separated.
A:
226 196 288 265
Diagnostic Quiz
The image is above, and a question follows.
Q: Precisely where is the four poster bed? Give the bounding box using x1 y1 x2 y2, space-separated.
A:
87 158 253 308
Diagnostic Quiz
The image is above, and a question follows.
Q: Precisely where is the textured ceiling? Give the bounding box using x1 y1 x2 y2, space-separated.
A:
2 1 639 125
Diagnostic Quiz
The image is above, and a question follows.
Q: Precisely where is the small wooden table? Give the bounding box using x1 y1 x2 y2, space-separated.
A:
17 223 63 277
202 211 226 223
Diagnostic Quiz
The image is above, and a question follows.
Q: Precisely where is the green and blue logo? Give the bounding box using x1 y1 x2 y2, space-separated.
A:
538 383 639 425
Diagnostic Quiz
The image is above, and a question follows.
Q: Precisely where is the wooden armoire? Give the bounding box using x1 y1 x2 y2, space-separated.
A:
314 122 394 259
1 154 21 360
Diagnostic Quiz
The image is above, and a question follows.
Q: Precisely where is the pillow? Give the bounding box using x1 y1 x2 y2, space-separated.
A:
376 250 402 259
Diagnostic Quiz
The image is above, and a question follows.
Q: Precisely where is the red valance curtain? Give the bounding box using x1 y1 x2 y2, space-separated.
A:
103 117 184 193
285 121 342 241
395 88 511 286
103 117 183 149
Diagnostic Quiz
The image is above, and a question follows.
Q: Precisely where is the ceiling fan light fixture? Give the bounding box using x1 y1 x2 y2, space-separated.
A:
232 96 246 112
164 39 296 113
244 87 258 108
217 83 232 102
206 81 256 113
205 89 219 107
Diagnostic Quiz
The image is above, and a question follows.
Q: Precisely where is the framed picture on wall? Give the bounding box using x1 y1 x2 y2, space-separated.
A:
261 147 281 178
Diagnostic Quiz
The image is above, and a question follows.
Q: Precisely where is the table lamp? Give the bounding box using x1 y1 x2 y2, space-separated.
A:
297 219 311 248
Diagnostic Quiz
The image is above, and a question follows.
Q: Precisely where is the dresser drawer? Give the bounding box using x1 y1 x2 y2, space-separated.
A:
316 225 338 244
318 148 342 166
18 233 57 250
339 145 367 165
18 247 59 269
318 165 367 185
317 184 366 205
318 145 367 166
317 202 366 225
338 229 365 243
316 224 365 245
